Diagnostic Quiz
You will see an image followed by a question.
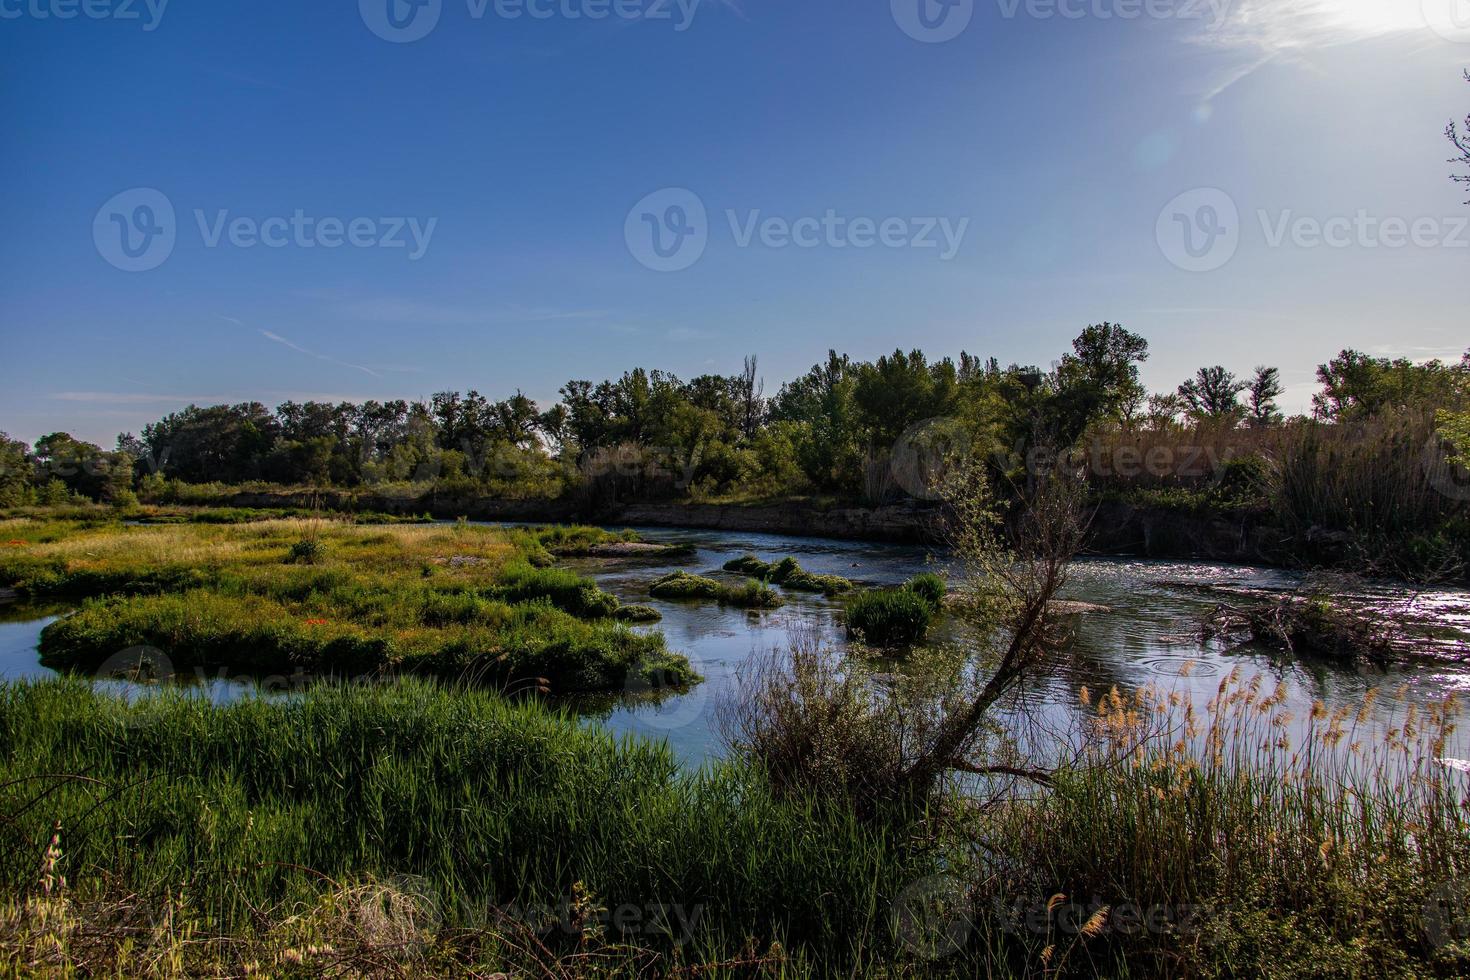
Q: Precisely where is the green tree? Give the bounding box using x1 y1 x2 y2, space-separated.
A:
1312 350 1469 421
1246 366 1285 428
1178 366 1247 423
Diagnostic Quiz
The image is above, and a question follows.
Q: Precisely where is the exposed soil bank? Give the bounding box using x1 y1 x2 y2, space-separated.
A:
217 489 1295 561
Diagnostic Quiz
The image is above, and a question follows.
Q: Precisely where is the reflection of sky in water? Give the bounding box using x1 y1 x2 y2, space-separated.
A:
5 523 1470 771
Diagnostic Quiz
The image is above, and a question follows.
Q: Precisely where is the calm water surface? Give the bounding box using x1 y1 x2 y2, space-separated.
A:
5 524 1470 770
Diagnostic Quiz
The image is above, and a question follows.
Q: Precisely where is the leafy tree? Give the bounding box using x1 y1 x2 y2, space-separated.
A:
851 349 959 451
1178 366 1247 423
0 432 32 506
1313 350 1470 421
1050 323 1150 443
31 432 132 501
771 351 863 492
1246 366 1285 428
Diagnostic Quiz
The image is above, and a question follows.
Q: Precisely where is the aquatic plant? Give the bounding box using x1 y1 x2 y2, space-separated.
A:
648 571 783 609
844 588 933 647
722 554 853 595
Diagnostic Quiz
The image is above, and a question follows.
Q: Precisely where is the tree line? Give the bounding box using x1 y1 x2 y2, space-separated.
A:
2 325 1467 508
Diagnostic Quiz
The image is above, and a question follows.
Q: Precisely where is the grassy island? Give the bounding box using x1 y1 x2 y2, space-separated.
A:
0 516 696 693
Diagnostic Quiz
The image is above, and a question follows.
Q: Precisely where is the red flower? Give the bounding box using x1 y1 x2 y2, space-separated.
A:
304 618 329 626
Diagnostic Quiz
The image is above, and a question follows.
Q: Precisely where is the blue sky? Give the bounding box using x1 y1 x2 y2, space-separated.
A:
2 0 1467 445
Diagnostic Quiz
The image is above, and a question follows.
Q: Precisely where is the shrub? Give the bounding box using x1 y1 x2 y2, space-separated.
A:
494 560 620 619
721 554 853 595
287 537 324 564
902 572 945 611
844 587 933 646
649 571 783 609
614 604 662 623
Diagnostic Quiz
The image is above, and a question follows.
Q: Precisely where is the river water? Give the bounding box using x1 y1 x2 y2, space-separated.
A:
4 525 1470 769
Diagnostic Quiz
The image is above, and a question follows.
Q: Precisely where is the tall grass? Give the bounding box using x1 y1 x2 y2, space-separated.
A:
0 678 924 976
1272 411 1468 579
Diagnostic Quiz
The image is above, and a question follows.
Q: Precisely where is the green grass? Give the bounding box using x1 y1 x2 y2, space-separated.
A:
0 518 695 693
722 554 854 595
0 679 923 974
844 577 942 647
4 673 1466 977
648 571 783 609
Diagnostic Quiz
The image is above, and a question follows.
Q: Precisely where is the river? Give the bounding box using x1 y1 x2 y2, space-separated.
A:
4 524 1470 769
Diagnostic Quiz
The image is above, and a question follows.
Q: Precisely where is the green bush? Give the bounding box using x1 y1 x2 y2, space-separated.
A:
649 571 783 609
494 560 620 618
614 604 662 623
721 554 853 595
903 572 946 611
287 537 324 564
844 588 933 646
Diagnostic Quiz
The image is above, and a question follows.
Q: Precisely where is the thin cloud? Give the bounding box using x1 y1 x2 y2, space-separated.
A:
260 330 382 379
1191 0 1433 103
49 391 228 405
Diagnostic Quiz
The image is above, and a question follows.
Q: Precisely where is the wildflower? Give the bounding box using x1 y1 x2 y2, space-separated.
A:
304 618 329 626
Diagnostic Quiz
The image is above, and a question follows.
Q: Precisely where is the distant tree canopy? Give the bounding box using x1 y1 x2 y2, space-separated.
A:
1312 350 1470 422
5 328 1467 507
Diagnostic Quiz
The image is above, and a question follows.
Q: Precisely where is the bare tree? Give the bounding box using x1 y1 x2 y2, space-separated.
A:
1450 71 1470 204
737 355 765 440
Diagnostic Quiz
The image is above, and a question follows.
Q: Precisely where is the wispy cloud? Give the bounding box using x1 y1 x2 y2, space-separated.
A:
259 330 382 378
1191 0 1434 102
49 391 228 405
333 298 612 327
